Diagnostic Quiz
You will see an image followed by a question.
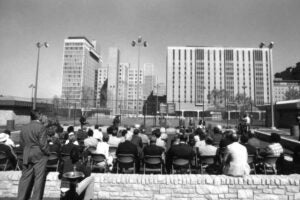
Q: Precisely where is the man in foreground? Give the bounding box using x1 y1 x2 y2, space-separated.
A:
17 110 50 200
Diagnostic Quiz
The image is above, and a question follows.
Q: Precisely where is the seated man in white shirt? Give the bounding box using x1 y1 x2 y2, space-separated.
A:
198 137 217 156
107 126 121 148
94 135 113 170
93 125 103 142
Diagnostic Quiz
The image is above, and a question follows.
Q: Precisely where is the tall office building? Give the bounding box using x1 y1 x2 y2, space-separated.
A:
61 36 101 108
107 47 120 115
127 68 144 115
118 63 129 114
96 66 108 107
143 63 156 99
167 46 273 112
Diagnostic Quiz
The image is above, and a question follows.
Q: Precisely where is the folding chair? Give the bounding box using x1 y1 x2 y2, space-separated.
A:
116 154 136 174
46 152 60 171
199 155 215 174
261 155 279 174
171 157 191 174
90 153 107 173
248 154 256 174
0 151 8 171
143 155 163 174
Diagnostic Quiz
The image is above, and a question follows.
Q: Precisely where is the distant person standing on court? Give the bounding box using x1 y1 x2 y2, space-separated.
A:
17 110 50 200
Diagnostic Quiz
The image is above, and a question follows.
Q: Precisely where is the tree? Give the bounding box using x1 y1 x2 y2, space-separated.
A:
285 87 300 100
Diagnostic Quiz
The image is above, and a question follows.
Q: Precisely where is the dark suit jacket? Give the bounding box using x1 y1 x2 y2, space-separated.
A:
20 120 49 165
167 142 195 161
116 140 138 159
61 143 79 156
143 144 164 156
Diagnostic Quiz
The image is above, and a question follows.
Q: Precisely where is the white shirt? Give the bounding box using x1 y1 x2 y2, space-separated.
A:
108 136 121 148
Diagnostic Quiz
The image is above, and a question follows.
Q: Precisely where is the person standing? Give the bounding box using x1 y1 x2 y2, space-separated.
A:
17 110 50 200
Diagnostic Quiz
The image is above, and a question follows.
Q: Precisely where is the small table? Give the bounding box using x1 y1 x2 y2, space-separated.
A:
62 171 84 200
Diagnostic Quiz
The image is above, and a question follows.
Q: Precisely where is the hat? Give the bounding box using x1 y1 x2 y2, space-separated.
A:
68 132 74 136
0 133 9 142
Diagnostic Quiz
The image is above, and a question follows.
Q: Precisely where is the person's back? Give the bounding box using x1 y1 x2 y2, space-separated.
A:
198 137 217 156
17 110 50 200
131 129 143 148
0 133 17 169
223 133 250 176
143 136 164 157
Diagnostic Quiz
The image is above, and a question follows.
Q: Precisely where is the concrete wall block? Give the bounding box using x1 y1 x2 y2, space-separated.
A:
295 193 300 200
97 191 110 199
272 188 286 195
153 194 171 200
238 189 253 199
286 186 299 193
173 188 195 194
196 185 228 194
225 193 238 198
204 194 218 200
254 194 280 200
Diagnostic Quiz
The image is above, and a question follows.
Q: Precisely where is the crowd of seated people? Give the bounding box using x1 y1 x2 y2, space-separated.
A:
1 120 299 176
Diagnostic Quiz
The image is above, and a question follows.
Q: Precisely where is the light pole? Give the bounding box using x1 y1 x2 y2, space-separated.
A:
259 42 275 129
131 36 147 117
242 85 247 114
29 84 35 108
33 42 49 110
202 86 205 121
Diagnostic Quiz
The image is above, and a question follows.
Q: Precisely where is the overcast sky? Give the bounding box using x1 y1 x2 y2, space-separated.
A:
0 0 300 99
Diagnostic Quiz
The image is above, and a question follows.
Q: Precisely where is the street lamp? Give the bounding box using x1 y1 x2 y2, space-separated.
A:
259 42 275 129
29 84 35 107
242 85 247 114
33 42 49 110
202 86 206 121
131 36 147 116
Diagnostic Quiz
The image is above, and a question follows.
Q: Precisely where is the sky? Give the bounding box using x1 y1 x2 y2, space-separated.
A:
0 0 300 99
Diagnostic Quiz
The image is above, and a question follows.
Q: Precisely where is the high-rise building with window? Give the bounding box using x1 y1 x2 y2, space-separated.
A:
143 63 156 99
96 66 108 107
107 47 120 115
118 63 129 114
167 46 272 112
127 68 144 115
61 36 102 108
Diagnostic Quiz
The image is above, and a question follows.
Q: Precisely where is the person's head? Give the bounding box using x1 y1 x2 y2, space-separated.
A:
102 135 109 143
70 148 80 164
121 130 127 137
125 132 132 141
87 129 94 137
149 136 157 144
67 126 74 134
112 126 119 136
153 129 161 138
240 134 249 144
133 129 140 135
205 137 214 145
229 132 239 143
3 129 11 136
270 133 281 143
107 126 114 135
179 134 188 143
30 109 41 121
68 133 77 144
95 125 99 129
213 125 222 135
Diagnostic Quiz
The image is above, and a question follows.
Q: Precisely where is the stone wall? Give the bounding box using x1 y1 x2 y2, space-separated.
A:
0 172 299 200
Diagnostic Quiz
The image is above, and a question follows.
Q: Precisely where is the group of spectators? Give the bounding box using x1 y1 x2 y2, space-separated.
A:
1 111 300 200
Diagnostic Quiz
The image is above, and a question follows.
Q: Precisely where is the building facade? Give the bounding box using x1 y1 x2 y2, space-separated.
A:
273 78 300 102
167 46 272 112
96 66 108 107
127 68 144 115
61 36 101 108
107 47 120 115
